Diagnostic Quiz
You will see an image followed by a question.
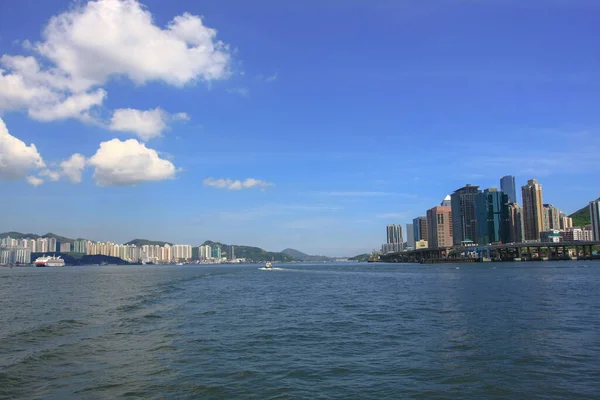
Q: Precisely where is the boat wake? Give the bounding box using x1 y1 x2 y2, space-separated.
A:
258 267 285 271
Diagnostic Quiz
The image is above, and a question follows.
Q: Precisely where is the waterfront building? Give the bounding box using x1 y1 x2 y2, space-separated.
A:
450 184 481 246
441 195 451 207
386 225 403 246
522 179 544 241
0 247 31 264
230 245 235 260
36 238 48 253
406 224 415 249
415 240 428 249
47 238 57 253
59 242 71 253
542 204 561 231
590 199 600 241
540 230 562 243
173 245 193 261
212 244 222 259
500 175 517 204
426 205 453 248
476 188 510 245
508 203 524 243
559 212 573 231
413 217 428 242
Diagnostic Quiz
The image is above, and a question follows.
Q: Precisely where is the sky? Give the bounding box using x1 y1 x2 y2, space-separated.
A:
1 0 599 256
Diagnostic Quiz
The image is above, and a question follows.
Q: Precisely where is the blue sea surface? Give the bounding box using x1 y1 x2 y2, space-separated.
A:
1 261 599 399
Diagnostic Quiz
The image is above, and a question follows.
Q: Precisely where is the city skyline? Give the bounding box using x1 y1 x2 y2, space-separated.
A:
1 0 600 256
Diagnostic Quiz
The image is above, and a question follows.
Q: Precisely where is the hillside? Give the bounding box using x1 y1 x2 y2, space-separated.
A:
0 232 79 242
281 248 332 262
349 253 370 262
125 239 173 247
203 241 294 262
569 199 596 227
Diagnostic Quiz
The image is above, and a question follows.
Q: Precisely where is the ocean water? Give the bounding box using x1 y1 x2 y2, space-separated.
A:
1 262 599 399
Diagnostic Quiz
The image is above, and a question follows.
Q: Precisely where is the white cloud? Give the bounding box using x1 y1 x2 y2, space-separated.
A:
28 89 106 122
0 117 45 179
26 176 44 187
203 177 274 190
0 1 230 124
35 0 231 89
109 107 188 141
88 138 177 186
60 153 87 183
40 169 61 181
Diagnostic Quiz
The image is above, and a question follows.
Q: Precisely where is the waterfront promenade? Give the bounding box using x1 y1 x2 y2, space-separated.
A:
380 241 600 263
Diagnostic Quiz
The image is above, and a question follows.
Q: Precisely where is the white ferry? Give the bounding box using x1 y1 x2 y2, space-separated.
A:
34 255 65 267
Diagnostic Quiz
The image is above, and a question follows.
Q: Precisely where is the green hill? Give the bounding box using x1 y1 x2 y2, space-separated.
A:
569 200 596 227
203 241 294 262
0 232 80 242
281 248 332 261
349 253 370 262
125 239 173 247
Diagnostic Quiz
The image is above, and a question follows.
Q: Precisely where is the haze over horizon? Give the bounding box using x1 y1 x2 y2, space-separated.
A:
1 0 599 256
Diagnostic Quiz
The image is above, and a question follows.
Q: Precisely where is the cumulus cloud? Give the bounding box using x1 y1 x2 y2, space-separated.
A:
0 0 230 123
40 169 61 181
203 177 274 190
35 0 231 89
0 57 105 122
0 117 45 179
26 176 44 187
60 153 87 183
109 107 188 141
88 138 177 186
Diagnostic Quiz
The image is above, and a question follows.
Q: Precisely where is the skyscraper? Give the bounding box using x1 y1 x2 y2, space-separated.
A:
450 184 481 246
386 224 403 244
590 199 600 241
500 175 517 204
542 204 561 231
522 179 544 241
426 205 453 248
441 195 451 207
413 217 428 242
406 223 415 249
508 203 524 243
475 188 510 245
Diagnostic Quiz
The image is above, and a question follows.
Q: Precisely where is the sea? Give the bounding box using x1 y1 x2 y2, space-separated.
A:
1 261 599 399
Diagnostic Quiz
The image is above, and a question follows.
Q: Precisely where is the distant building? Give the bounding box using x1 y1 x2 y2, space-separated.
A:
522 179 544 241
212 244 222 259
426 205 453 248
450 184 481 246
386 225 403 246
415 240 428 249
559 212 573 231
413 217 428 242
475 188 510 245
59 242 71 253
508 203 524 243
540 230 562 243
590 199 600 241
441 195 451 207
406 223 415 249
230 245 235 260
542 204 561 231
500 175 517 204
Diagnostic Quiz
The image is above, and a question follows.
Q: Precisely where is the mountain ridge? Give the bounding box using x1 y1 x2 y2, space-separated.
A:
281 248 333 261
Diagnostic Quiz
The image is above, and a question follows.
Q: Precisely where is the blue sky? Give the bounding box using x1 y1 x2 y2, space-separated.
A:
1 0 599 256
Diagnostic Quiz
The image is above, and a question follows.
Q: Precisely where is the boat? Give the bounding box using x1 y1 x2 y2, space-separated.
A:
176 262 184 266
34 255 65 267
265 261 273 269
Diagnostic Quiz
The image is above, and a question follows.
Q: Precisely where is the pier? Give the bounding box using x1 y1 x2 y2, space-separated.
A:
380 241 600 263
